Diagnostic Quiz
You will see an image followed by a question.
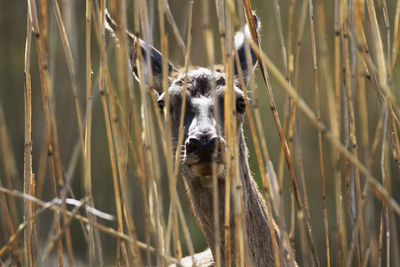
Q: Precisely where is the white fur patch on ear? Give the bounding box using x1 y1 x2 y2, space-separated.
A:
233 14 260 87
234 24 251 50
234 31 245 50
234 16 259 50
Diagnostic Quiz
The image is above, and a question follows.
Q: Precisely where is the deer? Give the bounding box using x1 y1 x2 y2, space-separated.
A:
105 10 295 267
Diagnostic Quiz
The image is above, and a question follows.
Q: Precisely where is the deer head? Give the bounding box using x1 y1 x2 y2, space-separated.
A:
106 12 259 187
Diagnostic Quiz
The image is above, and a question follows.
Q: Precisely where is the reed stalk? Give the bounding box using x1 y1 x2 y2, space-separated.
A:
3 1 400 266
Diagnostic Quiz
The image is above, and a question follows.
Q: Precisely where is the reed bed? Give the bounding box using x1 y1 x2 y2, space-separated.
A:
1 0 400 266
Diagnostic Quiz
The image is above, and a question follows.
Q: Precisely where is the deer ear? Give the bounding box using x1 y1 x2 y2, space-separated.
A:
132 39 176 93
234 14 260 87
105 11 176 93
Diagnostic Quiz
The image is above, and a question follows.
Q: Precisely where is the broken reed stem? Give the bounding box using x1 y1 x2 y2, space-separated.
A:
0 187 181 265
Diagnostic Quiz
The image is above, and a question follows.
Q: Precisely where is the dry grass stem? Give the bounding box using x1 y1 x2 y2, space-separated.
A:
2 1 400 266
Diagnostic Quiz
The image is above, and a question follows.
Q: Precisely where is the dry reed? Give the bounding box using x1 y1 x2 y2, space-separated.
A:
1 0 400 266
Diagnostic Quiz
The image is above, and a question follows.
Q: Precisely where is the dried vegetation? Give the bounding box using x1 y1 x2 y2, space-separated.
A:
1 0 400 266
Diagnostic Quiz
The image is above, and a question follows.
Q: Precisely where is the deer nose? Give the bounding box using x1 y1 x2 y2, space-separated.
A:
185 136 221 160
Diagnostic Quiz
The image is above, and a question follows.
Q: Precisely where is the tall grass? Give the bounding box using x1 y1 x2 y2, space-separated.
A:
1 0 400 266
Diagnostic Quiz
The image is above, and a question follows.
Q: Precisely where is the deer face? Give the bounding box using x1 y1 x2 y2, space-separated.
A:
157 67 247 185
106 12 259 186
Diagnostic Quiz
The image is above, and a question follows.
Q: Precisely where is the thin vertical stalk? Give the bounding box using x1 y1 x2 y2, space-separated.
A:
84 0 99 265
227 2 248 266
98 83 126 266
342 4 364 261
366 0 387 89
308 1 330 266
51 0 83 144
170 0 198 263
287 0 308 250
94 4 127 266
214 1 232 265
272 0 287 73
158 0 179 261
109 0 145 264
0 105 19 231
24 7 34 266
391 0 400 70
28 0 64 265
379 106 389 267
138 0 170 262
0 180 19 264
382 107 391 267
162 0 186 56
203 0 221 265
334 1 345 264
49 3 77 265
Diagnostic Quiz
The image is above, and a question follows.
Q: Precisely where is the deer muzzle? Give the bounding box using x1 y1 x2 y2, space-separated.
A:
184 135 226 178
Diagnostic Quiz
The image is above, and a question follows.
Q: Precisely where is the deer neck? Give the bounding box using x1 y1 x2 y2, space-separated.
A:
183 130 281 267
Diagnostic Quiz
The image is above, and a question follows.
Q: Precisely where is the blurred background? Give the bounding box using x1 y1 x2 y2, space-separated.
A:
1 0 400 266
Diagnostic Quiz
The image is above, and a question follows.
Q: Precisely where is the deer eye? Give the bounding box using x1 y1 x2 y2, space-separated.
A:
236 98 246 113
216 78 226 86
